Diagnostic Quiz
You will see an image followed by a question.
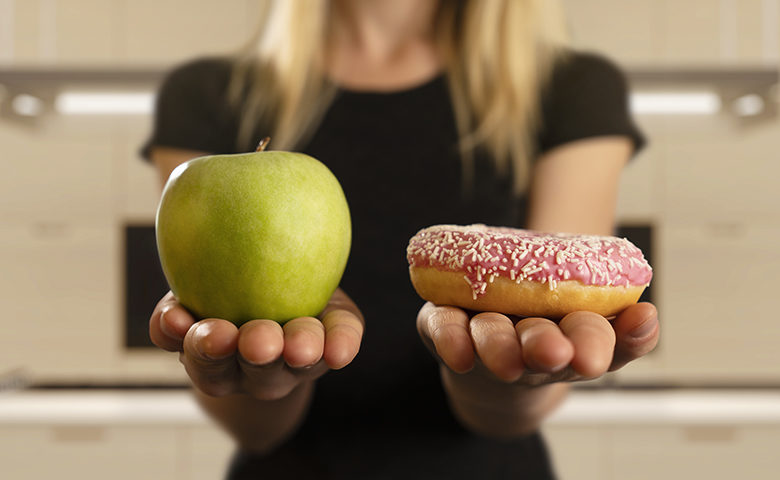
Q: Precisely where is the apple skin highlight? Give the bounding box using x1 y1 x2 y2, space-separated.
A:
156 150 352 325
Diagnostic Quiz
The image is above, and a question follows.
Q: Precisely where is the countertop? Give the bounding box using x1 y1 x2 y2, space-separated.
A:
2 388 780 426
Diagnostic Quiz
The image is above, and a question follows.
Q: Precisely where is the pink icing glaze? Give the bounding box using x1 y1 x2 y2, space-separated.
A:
407 224 652 298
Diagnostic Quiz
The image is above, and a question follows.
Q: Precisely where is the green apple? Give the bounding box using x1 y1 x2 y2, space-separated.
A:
155 146 351 325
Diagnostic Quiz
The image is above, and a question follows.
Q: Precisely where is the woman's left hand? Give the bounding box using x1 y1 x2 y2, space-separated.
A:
417 302 659 385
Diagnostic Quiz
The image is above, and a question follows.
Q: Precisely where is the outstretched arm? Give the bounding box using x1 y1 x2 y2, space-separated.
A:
149 147 364 452
419 136 659 437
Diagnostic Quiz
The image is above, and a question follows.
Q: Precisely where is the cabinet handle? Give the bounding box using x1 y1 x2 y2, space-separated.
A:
51 426 106 443
683 426 736 443
30 223 70 238
704 222 746 238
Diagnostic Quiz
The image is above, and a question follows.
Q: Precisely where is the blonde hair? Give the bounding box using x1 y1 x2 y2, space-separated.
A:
230 0 569 192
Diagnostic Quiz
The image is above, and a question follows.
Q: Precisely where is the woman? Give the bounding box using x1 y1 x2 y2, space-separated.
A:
145 1 659 478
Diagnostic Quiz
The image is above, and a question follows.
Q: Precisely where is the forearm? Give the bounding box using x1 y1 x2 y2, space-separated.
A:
441 365 569 438
194 381 314 453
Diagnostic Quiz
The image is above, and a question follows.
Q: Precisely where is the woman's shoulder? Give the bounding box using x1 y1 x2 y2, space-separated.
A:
159 56 235 93
537 50 643 154
547 50 630 94
142 56 242 159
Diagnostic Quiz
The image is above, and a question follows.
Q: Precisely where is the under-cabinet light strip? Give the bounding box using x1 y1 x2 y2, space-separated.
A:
52 91 724 116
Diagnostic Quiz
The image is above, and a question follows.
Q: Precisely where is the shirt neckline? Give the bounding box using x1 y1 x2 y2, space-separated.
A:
334 72 446 99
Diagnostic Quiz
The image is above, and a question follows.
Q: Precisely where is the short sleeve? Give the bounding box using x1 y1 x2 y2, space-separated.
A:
140 57 240 160
536 52 645 156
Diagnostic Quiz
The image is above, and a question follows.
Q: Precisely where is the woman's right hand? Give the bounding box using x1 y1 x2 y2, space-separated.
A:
149 288 364 400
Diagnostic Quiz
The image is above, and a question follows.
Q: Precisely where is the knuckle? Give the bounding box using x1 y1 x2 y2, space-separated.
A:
195 380 233 398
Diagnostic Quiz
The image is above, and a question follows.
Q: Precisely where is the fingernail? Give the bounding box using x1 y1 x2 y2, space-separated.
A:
630 316 657 339
549 361 569 373
159 307 178 339
192 323 222 360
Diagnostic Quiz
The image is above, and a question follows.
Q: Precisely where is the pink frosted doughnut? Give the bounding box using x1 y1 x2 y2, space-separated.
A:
406 224 652 318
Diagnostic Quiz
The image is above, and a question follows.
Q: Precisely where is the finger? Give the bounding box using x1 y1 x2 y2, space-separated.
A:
322 309 364 370
417 303 473 374
515 317 575 373
149 292 194 352
237 319 285 366
282 317 326 368
236 320 302 400
469 312 524 382
609 302 659 371
559 311 616 379
181 319 240 396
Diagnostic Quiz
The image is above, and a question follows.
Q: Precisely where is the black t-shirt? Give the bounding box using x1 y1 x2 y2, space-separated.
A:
143 52 643 480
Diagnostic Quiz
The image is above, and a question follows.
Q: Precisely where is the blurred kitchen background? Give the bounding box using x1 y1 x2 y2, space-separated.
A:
1 0 779 478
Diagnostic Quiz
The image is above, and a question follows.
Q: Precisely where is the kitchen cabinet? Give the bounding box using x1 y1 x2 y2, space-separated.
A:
0 119 115 225
0 423 234 479
661 119 780 224
184 425 237 480
0 224 184 384
607 425 779 479
0 390 236 480
3 0 259 67
562 0 661 64
545 389 780 480
0 425 180 479
543 426 608 480
118 0 255 65
564 0 777 65
113 119 163 222
659 0 723 64
614 143 662 224
0 225 119 381
7 0 116 65
5 389 778 480
615 222 780 385
547 424 780 480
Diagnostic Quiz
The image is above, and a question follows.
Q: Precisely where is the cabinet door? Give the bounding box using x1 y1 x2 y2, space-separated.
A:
180 425 235 480
564 0 772 65
0 120 115 225
609 425 780 480
615 145 662 223
120 0 255 64
0 425 179 479
115 120 163 222
621 223 780 384
543 425 608 480
52 0 116 64
0 225 118 381
562 0 661 64
659 0 723 64
7 0 115 64
662 121 780 225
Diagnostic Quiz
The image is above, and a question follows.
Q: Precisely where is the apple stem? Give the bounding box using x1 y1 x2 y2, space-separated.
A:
256 137 271 152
